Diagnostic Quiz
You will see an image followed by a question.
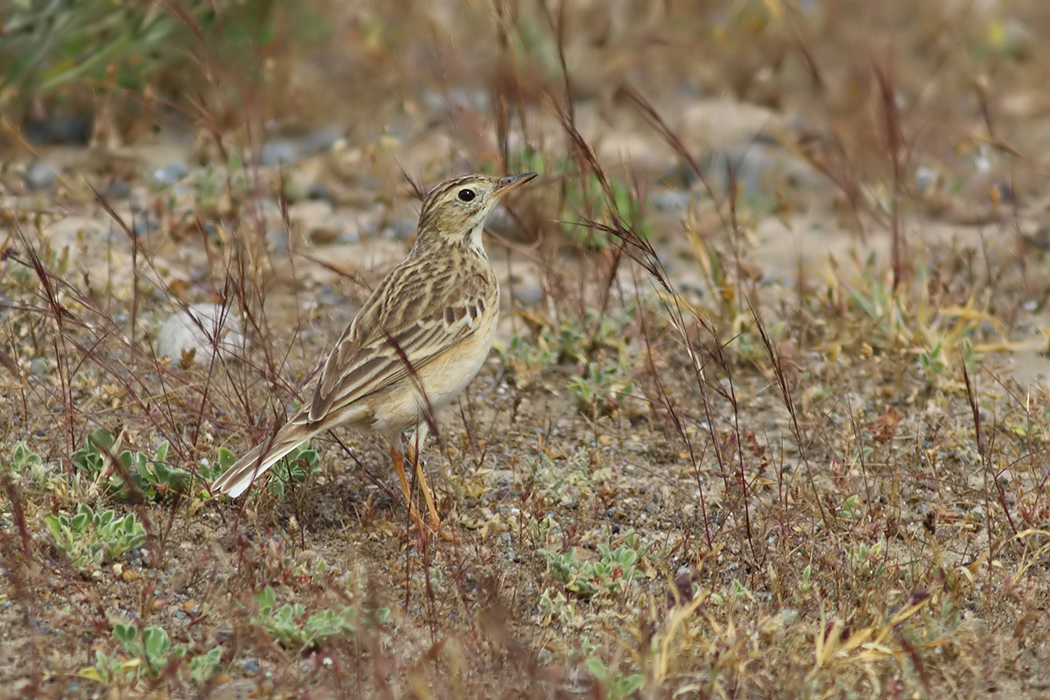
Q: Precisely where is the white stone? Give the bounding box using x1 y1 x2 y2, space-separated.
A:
156 303 245 367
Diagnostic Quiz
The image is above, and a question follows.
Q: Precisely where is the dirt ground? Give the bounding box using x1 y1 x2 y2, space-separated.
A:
2 2 1050 698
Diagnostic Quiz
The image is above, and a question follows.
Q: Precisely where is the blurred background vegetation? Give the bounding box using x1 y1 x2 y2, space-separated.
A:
4 0 1045 152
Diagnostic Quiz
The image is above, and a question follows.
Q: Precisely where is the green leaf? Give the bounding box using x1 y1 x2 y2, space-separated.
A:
216 447 235 467
96 509 115 528
113 622 139 651
256 586 276 617
189 646 223 683
88 428 117 452
615 673 645 696
43 515 63 542
11 442 41 469
142 626 170 663
71 512 90 533
585 657 610 681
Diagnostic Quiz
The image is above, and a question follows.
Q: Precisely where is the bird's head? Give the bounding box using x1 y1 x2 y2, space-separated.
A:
414 172 536 255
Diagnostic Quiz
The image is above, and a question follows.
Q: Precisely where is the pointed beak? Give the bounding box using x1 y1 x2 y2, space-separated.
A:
493 172 537 198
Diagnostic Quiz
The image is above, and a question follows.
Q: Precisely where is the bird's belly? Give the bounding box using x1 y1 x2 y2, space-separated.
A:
370 325 494 436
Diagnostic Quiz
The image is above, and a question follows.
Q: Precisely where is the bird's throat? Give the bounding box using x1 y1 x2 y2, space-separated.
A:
467 221 487 257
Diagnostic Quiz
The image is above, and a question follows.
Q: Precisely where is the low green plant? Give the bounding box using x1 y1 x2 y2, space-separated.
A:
848 538 887 580
521 449 591 508
266 444 320 499
197 449 235 487
254 586 385 649
77 648 141 691
536 589 573 625
79 622 222 687
794 564 814 606
6 441 42 471
555 311 632 365
567 361 635 419
497 311 635 405
71 428 203 500
2 442 59 491
565 171 652 250
499 147 651 249
585 657 645 700
6 242 72 287
918 340 950 377
540 530 652 598
44 504 146 575
0 0 295 117
495 333 558 387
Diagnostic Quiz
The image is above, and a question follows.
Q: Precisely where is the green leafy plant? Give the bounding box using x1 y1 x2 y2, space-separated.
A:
536 589 573 625
2 441 54 490
540 530 652 598
71 428 211 500
200 447 237 487
497 310 634 400
254 586 384 649
567 362 635 419
554 311 631 365
267 444 320 499
114 623 183 677
498 146 651 249
79 622 222 687
495 333 558 388
6 441 42 471
521 449 591 508
44 504 146 575
123 439 194 498
0 0 292 117
565 172 651 249
585 657 645 700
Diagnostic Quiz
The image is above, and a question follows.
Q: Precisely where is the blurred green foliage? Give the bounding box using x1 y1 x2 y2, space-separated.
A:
0 0 302 122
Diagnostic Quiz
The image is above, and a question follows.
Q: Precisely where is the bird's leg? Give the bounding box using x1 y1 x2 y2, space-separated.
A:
407 425 453 541
389 444 427 533
407 423 440 530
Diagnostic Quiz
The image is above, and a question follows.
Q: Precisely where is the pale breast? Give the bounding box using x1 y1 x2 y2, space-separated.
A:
369 301 498 437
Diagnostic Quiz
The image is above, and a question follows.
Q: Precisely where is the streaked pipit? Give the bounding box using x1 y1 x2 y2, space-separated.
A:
212 172 537 537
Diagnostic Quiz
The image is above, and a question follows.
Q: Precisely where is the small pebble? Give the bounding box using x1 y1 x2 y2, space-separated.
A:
152 160 190 186
260 140 300 166
24 160 58 190
384 217 417 240
23 114 92 145
155 303 246 367
307 182 335 203
133 211 161 238
512 286 543 306
648 190 692 212
102 180 133 199
337 228 361 244
266 228 290 254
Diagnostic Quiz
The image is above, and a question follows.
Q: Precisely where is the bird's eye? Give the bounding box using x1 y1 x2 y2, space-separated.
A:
457 188 476 202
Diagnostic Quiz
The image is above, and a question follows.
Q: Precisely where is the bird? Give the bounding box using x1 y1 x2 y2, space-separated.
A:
212 172 536 537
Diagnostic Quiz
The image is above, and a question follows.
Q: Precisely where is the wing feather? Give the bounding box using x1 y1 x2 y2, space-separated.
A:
308 257 494 422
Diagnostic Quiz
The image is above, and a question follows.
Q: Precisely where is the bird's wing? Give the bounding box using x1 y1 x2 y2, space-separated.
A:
308 257 493 422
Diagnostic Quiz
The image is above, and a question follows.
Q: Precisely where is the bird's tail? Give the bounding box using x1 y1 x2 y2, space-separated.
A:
212 420 319 498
